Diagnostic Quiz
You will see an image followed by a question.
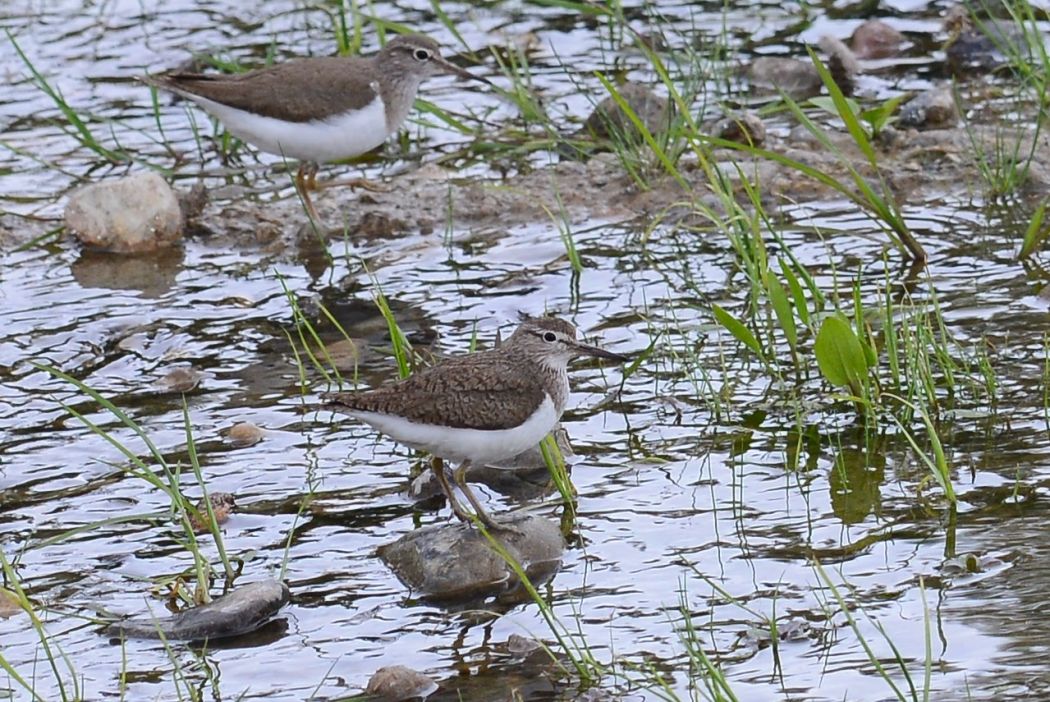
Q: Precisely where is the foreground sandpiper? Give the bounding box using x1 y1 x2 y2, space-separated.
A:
324 317 627 530
142 34 491 221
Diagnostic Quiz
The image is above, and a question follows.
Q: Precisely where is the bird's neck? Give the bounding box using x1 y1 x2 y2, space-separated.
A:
536 358 570 415
379 73 425 132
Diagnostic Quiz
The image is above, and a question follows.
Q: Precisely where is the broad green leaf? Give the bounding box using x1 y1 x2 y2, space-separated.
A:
712 304 764 359
809 95 860 119
780 258 811 326
814 314 870 389
860 94 907 132
764 270 797 350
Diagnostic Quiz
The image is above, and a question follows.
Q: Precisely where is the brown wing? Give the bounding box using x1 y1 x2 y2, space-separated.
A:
325 354 546 430
144 56 378 123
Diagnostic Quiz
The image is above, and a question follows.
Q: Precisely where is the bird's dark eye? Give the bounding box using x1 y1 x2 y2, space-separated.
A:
413 48 431 61
543 331 557 342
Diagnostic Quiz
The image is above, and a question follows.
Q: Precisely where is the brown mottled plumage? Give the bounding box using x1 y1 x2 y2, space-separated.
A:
141 36 479 128
140 35 490 222
324 317 626 530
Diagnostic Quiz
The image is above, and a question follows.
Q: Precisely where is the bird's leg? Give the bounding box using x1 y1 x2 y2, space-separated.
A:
452 461 519 533
294 162 322 223
430 457 473 524
297 162 320 191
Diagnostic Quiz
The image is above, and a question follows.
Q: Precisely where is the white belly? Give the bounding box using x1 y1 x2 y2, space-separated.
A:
348 396 559 465
185 93 391 163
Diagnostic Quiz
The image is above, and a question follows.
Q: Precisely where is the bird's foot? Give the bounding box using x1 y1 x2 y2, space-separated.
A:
317 176 389 193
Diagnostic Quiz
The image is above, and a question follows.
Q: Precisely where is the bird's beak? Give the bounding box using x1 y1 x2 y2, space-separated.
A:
434 55 493 86
573 340 629 362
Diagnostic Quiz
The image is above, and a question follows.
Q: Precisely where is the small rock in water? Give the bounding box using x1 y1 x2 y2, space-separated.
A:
154 367 204 394
378 514 565 601
65 171 183 253
323 337 367 371
107 579 290 641
0 588 22 618
365 665 438 701
850 19 904 59
898 85 959 129
506 633 544 656
748 57 822 100
189 492 236 533
225 422 265 447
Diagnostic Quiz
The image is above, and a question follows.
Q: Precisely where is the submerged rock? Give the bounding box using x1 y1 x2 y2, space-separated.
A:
365 665 438 701
65 171 183 253
378 514 564 601
107 579 289 641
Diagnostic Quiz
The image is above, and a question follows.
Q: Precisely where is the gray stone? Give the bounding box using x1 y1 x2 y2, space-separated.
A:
378 514 564 601
225 422 266 448
580 82 671 141
899 85 958 129
714 111 766 147
748 57 822 100
65 171 183 253
851 19 904 59
107 579 289 640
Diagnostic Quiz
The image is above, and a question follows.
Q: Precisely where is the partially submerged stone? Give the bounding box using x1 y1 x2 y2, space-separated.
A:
850 19 904 59
65 171 183 253
898 85 959 129
580 82 672 142
107 579 290 641
153 366 204 394
750 39 857 101
225 421 266 447
378 514 564 601
0 588 23 618
714 111 766 147
365 665 438 701
944 5 1031 75
748 57 822 100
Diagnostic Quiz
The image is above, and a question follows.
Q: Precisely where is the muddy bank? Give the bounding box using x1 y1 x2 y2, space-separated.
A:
7 122 1042 256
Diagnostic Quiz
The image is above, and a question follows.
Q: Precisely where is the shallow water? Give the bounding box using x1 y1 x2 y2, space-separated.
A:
3 1 1050 700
